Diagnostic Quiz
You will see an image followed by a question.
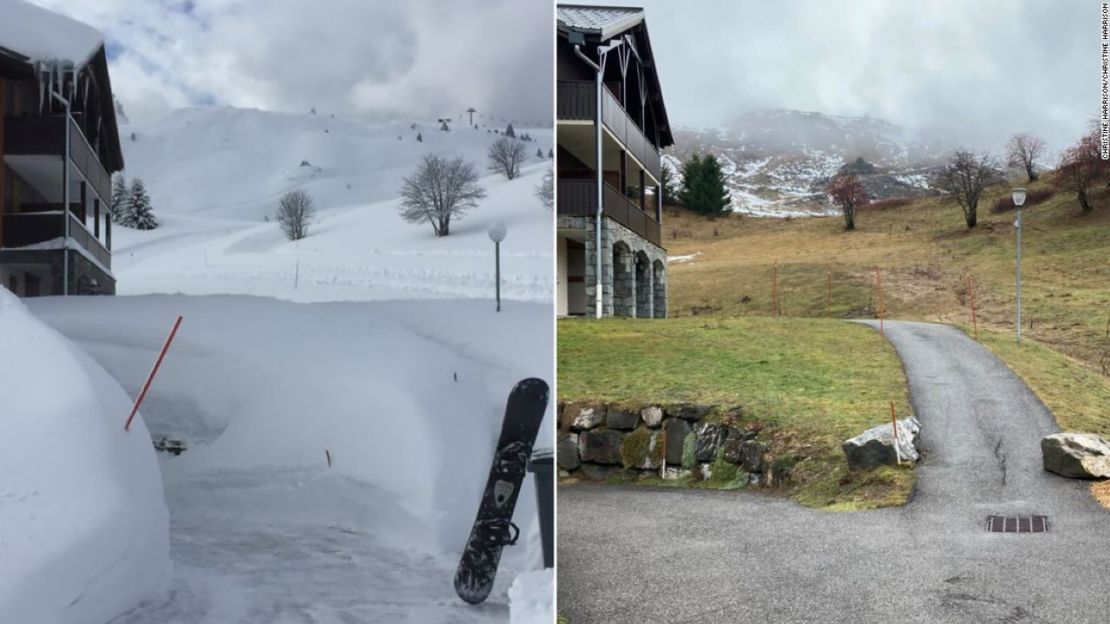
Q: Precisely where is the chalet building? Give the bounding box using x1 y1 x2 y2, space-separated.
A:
556 5 673 318
0 0 122 296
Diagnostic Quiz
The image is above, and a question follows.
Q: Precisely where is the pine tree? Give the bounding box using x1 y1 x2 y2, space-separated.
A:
536 148 544 158
110 174 130 224
679 154 730 215
123 178 158 230
417 133 423 142
504 123 515 138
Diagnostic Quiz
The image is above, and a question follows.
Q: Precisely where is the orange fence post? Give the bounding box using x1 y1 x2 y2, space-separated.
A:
967 273 979 341
875 267 884 335
826 266 832 318
772 261 779 317
124 315 183 432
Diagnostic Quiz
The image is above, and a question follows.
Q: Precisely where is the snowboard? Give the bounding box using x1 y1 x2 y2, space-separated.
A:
454 377 549 604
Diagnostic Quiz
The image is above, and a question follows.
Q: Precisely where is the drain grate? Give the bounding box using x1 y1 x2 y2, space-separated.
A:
986 515 1048 533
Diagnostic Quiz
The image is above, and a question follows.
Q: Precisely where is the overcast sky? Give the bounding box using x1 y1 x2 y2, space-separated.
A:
33 0 552 125
602 0 1098 153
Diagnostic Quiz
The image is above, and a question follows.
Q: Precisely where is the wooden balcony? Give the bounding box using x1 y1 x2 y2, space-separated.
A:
3 114 113 204
1 211 111 270
558 178 661 248
557 81 661 181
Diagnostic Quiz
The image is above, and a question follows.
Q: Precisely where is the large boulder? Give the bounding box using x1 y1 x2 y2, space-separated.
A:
578 429 624 465
620 427 664 470
606 408 640 430
721 427 757 465
694 423 724 463
664 418 692 465
666 403 711 422
579 464 621 481
557 433 580 471
842 417 921 470
641 406 664 428
740 440 766 473
1042 433 1110 479
566 403 606 431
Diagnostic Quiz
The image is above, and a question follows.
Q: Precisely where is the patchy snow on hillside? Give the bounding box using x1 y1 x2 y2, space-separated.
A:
0 288 170 624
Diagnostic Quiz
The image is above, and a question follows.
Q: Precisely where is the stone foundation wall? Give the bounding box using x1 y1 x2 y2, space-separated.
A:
558 401 793 487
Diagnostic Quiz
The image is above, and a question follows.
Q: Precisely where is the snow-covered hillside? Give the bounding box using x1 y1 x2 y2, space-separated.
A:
666 110 950 217
11 106 555 623
115 107 553 302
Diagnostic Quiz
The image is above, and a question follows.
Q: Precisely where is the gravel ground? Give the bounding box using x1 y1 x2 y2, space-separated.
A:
558 321 1110 623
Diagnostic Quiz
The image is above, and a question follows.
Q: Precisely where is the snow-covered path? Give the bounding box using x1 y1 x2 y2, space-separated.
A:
29 295 553 623
113 469 513 624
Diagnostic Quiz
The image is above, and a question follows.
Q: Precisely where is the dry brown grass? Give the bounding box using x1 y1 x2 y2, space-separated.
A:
1091 480 1110 509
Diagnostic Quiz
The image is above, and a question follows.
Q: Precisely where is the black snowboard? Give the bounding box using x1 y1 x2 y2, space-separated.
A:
454 377 549 604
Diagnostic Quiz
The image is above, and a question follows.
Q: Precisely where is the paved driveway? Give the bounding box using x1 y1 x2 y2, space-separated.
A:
558 321 1110 623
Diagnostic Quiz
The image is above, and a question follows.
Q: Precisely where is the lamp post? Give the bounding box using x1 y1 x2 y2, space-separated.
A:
1012 187 1027 344
489 221 507 312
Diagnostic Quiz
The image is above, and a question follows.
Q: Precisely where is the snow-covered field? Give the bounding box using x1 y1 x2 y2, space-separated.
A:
5 107 554 623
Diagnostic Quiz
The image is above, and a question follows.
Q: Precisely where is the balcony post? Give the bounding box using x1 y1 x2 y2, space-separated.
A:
105 208 111 251
79 180 86 226
94 197 100 238
639 169 646 213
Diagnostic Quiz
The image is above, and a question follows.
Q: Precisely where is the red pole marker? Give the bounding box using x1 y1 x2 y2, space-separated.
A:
125 315 183 432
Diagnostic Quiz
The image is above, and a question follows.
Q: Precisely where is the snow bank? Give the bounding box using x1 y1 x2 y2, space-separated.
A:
0 0 103 68
508 569 554 624
0 287 170 624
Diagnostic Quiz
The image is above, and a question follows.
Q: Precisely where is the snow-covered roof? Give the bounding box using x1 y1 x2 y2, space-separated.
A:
557 5 645 41
0 0 104 70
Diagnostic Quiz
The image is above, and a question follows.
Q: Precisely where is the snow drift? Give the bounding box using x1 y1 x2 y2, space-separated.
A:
0 287 170 624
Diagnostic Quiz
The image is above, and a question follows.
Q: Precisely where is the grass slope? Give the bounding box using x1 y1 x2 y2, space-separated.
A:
558 317 915 509
665 177 1110 374
663 176 1110 448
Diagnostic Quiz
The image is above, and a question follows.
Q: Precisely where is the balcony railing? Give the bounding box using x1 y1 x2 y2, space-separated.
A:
0 212 111 270
3 114 113 204
557 178 661 248
557 81 661 180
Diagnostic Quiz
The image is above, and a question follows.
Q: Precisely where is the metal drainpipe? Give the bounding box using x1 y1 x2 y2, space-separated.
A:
574 44 605 318
48 68 72 296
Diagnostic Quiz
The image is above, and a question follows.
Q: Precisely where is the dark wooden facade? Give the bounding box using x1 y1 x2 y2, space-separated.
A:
1 38 121 295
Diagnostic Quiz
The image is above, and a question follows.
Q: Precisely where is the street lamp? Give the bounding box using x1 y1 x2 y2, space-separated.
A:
488 221 507 312
1012 187 1027 344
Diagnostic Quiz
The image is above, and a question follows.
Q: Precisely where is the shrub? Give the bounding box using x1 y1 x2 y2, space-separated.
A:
991 187 1055 213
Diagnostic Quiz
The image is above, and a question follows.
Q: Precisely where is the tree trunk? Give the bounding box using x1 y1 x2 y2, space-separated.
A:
1026 162 1037 182
965 204 977 228
1079 189 1092 213
843 204 855 231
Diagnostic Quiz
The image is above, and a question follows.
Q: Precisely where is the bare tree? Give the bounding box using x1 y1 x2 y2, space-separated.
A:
488 137 528 180
934 149 1001 228
826 172 869 230
1006 133 1047 182
535 168 553 210
276 189 315 240
399 154 487 237
1056 126 1106 213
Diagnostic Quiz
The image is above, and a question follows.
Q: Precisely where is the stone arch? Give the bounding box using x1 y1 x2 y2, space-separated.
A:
612 240 635 317
634 251 652 318
653 259 667 318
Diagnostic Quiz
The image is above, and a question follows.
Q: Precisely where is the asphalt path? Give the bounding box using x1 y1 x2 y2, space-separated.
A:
558 321 1110 623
